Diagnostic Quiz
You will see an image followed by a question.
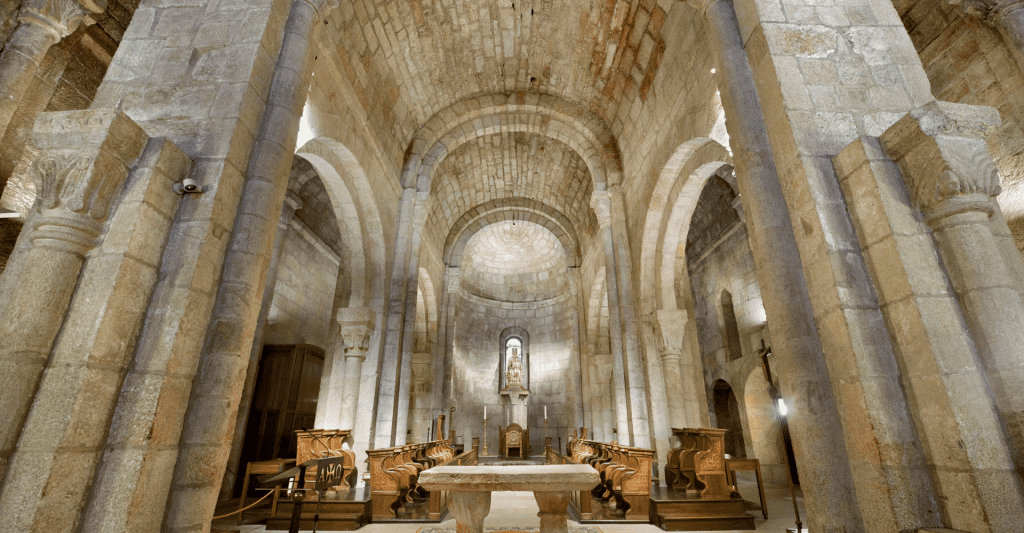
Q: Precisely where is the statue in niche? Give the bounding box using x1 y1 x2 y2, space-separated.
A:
505 345 523 388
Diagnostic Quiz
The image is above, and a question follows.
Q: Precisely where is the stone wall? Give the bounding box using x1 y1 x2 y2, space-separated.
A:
264 219 340 350
452 290 575 454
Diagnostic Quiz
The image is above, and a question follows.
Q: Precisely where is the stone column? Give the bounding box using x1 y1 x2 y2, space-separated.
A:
375 185 427 447
222 190 302 497
449 491 491 533
0 0 96 142
159 0 337 530
654 309 688 429
438 266 460 416
593 353 615 442
336 307 375 431
687 0 864 529
0 109 147 478
881 100 1024 487
590 192 631 444
534 491 572 533
606 187 651 448
0 132 189 533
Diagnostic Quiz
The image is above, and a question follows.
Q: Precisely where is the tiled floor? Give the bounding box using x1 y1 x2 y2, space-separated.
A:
214 480 807 533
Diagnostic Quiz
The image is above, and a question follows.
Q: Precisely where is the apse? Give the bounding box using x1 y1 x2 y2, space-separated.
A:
450 220 576 455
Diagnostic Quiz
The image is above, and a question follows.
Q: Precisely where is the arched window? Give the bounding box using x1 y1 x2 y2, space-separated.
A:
721 290 743 362
499 327 529 391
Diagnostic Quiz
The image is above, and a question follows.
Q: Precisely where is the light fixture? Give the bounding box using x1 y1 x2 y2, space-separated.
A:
711 68 716 74
777 398 788 416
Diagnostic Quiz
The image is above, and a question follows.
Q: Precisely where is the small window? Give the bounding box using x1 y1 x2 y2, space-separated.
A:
722 290 742 362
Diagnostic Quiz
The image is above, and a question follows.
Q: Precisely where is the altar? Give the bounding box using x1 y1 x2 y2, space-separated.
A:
418 465 600 533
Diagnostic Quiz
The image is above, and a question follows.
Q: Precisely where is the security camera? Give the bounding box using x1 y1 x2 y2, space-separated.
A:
173 177 202 195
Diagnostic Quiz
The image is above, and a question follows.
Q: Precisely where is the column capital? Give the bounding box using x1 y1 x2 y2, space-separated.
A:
880 101 1002 224
590 191 612 229
654 309 688 357
19 0 99 40
29 109 147 253
337 307 374 359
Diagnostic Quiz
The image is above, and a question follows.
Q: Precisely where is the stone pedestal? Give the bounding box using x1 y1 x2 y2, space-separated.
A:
419 465 601 533
501 385 530 428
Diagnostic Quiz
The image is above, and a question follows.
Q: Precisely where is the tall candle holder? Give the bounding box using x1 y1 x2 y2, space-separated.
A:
482 416 489 455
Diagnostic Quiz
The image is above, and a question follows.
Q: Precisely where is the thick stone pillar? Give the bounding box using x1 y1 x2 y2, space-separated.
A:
606 187 651 448
438 266 460 417
590 192 630 443
222 190 302 497
0 130 189 533
0 0 96 142
567 269 586 431
836 132 1024 532
593 353 615 442
687 0 865 529
336 307 375 431
881 101 1024 495
0 109 147 478
654 310 688 429
159 0 336 530
375 185 427 447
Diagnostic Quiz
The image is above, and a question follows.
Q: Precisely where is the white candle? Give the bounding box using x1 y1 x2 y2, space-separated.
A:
484 406 487 419
544 406 547 419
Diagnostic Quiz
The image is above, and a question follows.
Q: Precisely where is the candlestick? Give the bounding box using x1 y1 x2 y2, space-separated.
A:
544 406 547 419
484 405 486 419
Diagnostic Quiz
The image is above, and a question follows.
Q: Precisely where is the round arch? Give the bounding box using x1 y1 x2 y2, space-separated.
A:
442 197 581 268
295 137 387 311
400 93 623 192
637 137 733 314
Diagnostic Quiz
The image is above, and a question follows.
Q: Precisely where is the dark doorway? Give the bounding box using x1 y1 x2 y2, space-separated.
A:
712 379 746 458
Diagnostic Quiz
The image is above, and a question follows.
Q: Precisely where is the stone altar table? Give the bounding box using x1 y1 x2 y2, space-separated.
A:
418 465 600 533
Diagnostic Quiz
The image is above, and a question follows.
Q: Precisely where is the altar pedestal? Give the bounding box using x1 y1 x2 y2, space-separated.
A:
419 465 600 533
501 385 530 428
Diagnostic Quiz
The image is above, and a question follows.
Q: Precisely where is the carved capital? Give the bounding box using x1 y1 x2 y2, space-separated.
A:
337 307 374 359
880 101 1002 223
446 266 461 292
28 109 147 252
590 191 612 229
19 0 96 40
654 309 688 357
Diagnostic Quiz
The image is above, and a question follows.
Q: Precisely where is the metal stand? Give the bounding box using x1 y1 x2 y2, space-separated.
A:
482 417 489 455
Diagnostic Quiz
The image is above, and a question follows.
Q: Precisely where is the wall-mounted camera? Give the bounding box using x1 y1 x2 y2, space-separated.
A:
173 177 202 195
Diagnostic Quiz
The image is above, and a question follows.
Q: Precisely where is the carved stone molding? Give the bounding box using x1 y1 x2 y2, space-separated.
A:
590 191 612 229
880 101 1003 222
19 0 95 40
654 309 688 357
337 307 374 359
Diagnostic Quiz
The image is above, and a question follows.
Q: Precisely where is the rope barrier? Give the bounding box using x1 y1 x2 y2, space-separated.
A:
212 489 275 520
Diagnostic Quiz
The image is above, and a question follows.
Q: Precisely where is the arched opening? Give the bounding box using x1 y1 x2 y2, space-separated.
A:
711 379 746 458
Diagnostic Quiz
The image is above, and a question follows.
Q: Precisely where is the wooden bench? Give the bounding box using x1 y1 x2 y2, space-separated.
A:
566 437 653 519
367 440 478 520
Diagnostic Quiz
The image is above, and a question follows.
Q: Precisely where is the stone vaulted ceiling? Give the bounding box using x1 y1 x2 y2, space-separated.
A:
424 131 594 255
329 0 672 140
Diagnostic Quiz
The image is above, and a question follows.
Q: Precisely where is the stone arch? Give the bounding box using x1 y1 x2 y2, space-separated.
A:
416 266 438 355
295 137 387 311
400 93 623 192
637 138 733 315
442 197 581 268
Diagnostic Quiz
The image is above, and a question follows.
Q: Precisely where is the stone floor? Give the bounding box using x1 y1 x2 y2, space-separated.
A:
213 480 807 533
